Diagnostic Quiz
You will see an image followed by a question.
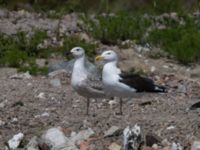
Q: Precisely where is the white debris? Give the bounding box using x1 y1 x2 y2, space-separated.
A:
191 141 200 150
36 92 45 99
41 112 50 117
104 126 120 137
172 142 183 150
163 65 169 69
0 99 8 108
123 124 141 150
11 117 18 123
10 72 32 79
150 66 156 72
41 127 68 148
166 125 176 130
8 133 24 149
50 79 61 87
70 128 95 144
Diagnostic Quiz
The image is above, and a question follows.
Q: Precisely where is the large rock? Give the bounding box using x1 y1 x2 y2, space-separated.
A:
191 141 200 150
8 132 24 150
41 127 69 149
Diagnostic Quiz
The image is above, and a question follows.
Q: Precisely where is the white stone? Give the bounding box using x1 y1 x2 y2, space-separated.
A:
151 66 156 72
50 79 61 87
166 125 176 130
41 127 68 148
36 93 45 99
104 126 120 137
171 142 183 150
70 128 95 144
191 141 200 150
8 133 24 149
41 112 50 117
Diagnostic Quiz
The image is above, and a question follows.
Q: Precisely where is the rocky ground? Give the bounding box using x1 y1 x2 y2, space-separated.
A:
0 50 200 149
0 8 200 150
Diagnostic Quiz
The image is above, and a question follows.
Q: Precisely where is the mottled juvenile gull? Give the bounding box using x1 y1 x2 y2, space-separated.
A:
70 47 105 115
95 50 166 115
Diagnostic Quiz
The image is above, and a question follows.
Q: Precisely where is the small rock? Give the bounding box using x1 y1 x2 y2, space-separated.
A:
41 127 68 148
104 126 121 137
177 83 187 93
36 93 45 99
41 112 50 117
151 66 156 73
166 125 176 130
108 142 121 150
171 142 183 150
0 99 8 108
10 72 32 79
191 141 200 150
70 128 95 144
161 139 171 146
8 133 24 150
11 117 18 123
123 125 142 150
25 136 39 150
50 79 61 87
163 65 169 69
36 59 46 68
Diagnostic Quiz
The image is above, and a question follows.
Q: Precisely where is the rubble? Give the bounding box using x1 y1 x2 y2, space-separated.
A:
8 133 24 149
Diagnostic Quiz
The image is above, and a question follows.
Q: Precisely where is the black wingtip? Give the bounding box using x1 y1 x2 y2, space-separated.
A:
154 85 167 93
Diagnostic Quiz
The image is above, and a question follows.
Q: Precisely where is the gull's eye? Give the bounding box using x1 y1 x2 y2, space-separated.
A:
107 52 111 55
76 48 80 51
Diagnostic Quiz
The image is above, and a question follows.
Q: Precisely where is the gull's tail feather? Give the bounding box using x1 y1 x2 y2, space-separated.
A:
153 85 167 93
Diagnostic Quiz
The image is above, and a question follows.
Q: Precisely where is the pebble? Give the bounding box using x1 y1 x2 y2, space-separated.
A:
191 141 200 150
10 72 32 79
36 92 45 99
8 133 24 150
104 126 120 137
41 127 68 148
166 125 176 130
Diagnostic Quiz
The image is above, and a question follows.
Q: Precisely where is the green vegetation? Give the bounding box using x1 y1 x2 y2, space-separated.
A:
147 16 200 64
0 0 199 15
83 14 151 45
0 31 98 75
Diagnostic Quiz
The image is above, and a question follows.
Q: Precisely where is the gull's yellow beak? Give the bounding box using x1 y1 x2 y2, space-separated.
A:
95 55 104 62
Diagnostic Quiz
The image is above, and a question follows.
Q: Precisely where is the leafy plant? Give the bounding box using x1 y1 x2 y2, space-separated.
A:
83 13 151 45
147 17 200 64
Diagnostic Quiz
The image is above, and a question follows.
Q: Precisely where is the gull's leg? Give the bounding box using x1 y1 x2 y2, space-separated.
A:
86 98 90 115
120 98 123 115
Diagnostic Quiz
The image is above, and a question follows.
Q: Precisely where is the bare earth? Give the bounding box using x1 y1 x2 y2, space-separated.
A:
0 61 199 150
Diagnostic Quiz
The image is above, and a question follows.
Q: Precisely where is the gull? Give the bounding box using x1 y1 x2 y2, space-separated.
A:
95 50 166 115
70 47 105 115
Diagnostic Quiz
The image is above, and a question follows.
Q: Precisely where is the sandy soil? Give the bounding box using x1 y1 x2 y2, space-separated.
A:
0 65 199 149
